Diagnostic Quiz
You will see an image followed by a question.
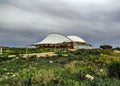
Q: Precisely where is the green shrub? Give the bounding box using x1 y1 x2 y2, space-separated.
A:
73 49 100 56
86 78 120 86
114 47 120 51
0 55 12 62
100 45 112 49
22 77 32 86
107 61 120 79
29 55 37 59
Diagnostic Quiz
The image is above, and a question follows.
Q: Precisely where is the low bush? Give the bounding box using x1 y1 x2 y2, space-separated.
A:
0 55 12 62
107 61 120 79
100 45 112 49
73 49 100 56
86 78 120 86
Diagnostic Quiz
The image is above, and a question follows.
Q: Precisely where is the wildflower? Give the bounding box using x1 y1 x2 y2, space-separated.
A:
85 74 94 80
59 79 61 82
49 61 53 63
11 74 16 77
0 78 3 81
53 78 56 80
4 76 8 79
32 67 36 70
100 69 104 72
11 73 19 78
27 69 30 72
100 54 103 56
3 68 7 71
7 72 10 75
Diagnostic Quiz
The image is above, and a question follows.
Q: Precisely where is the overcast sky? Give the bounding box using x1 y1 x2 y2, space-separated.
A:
0 0 120 47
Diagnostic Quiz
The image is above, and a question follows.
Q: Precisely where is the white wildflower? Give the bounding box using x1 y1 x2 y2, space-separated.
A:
7 72 10 75
49 61 53 63
3 68 7 71
85 74 94 80
27 69 30 72
4 76 8 79
32 67 36 70
100 69 104 72
11 74 16 77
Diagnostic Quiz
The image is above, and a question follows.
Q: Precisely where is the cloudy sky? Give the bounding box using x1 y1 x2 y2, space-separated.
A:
0 0 120 47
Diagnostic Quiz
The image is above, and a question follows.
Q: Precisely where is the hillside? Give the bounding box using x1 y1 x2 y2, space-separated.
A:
0 48 120 86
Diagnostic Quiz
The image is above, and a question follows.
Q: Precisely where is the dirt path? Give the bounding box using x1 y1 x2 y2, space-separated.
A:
21 52 57 58
8 52 57 58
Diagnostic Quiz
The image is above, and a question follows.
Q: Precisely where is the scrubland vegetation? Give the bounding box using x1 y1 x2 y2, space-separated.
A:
0 47 120 86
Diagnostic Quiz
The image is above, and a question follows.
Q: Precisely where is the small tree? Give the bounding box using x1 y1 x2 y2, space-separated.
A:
100 45 112 49
114 47 120 50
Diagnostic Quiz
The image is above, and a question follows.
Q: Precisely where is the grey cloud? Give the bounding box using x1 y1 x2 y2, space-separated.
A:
0 0 120 47
0 28 50 46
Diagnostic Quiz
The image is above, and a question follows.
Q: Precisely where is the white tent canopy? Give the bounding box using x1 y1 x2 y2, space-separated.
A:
35 33 72 45
67 35 85 43
34 33 90 48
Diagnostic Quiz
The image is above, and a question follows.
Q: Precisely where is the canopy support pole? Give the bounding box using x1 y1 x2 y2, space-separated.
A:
73 42 78 49
0 47 2 55
54 44 56 52
26 46 28 54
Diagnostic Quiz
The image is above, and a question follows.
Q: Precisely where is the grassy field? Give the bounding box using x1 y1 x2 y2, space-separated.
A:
0 48 120 86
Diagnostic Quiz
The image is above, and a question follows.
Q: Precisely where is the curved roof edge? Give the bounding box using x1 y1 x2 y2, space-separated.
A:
67 35 85 43
35 33 72 45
